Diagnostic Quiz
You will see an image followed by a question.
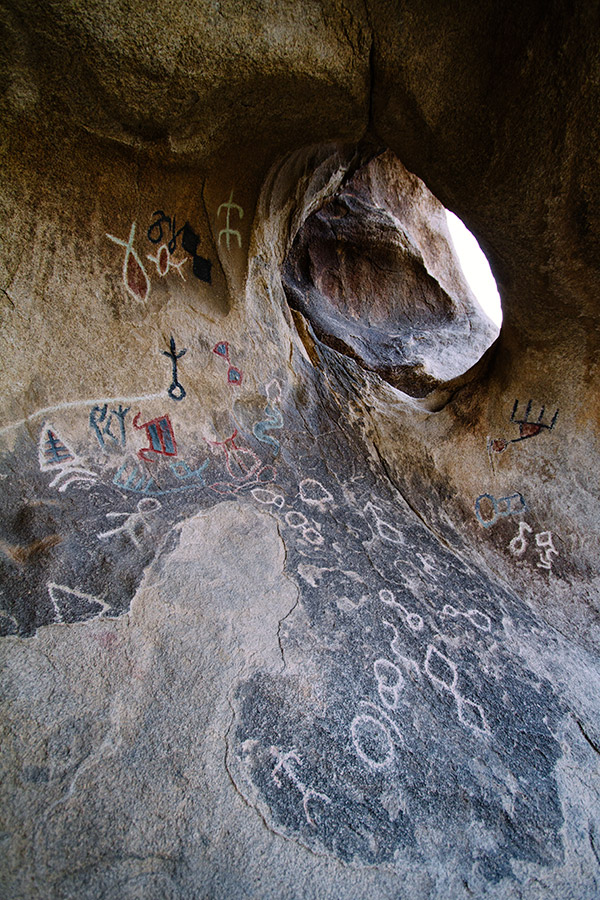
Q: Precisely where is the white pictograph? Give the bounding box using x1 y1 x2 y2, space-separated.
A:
299 478 334 509
415 552 439 575
509 522 559 570
38 425 97 493
106 221 150 303
535 531 559 569
296 564 339 587
374 658 405 709
97 498 161 548
351 696 405 772
351 713 396 771
251 488 285 508
455 695 491 734
47 582 110 624
363 501 404 544
424 644 490 736
296 564 369 611
266 379 281 404
284 510 324 545
382 620 422 680
442 604 492 633
392 558 438 602
378 588 424 631
270 747 331 827
509 521 533 557
378 620 490 738
336 593 370 612
425 644 459 693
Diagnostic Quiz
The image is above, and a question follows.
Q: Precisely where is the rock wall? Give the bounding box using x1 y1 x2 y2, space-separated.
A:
1 3 599 899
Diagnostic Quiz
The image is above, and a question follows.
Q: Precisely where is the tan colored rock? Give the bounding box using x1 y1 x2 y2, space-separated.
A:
1 2 600 898
0 0 370 162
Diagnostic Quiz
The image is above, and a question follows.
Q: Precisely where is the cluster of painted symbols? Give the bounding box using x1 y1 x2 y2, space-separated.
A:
0 188 285 637
40 333 280 492
0 316 285 635
0 374 569 878
230 448 565 877
105 191 244 302
474 398 560 570
0 191 568 884
34 355 282 605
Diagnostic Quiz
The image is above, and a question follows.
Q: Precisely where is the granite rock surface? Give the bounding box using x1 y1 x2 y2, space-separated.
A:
1 3 600 899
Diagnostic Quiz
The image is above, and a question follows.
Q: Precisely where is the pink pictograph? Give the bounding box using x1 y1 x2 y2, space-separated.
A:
213 341 243 386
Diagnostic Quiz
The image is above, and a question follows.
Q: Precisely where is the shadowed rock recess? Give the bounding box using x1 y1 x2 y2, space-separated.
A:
1 3 599 899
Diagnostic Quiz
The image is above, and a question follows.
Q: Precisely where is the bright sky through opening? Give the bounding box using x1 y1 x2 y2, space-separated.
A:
445 210 503 328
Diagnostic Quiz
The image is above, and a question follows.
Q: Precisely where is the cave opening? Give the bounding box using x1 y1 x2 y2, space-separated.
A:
445 210 503 329
282 150 501 398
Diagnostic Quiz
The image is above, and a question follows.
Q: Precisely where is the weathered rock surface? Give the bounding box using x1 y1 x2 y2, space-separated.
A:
1 3 600 899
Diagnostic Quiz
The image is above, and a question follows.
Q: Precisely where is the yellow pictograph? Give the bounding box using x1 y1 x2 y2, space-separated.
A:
217 189 244 250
